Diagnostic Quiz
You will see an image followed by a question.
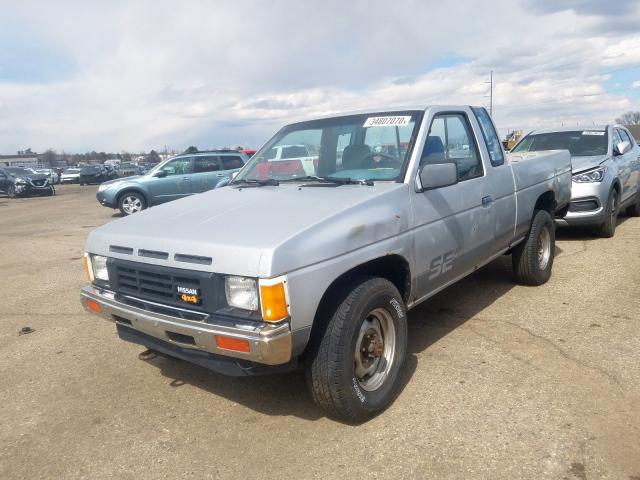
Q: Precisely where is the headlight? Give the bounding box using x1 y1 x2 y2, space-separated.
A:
225 276 259 311
86 254 109 282
573 166 607 183
15 178 27 185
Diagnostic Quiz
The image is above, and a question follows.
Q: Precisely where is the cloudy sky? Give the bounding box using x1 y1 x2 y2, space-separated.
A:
1 0 639 153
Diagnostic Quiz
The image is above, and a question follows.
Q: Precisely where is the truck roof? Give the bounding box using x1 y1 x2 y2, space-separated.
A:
294 105 482 122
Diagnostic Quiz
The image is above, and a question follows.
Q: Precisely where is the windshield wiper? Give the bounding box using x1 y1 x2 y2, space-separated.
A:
279 176 374 187
230 178 280 187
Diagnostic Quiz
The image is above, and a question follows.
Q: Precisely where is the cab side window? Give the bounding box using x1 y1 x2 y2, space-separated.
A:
421 113 483 181
194 156 220 173
472 107 505 166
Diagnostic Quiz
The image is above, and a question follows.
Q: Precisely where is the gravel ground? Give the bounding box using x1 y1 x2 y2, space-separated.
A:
0 184 639 480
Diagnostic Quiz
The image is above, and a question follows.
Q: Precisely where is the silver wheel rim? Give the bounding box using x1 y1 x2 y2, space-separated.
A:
538 226 551 270
354 307 396 392
122 195 143 214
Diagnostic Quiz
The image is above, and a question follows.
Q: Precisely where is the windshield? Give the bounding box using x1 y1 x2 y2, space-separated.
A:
235 111 423 183
81 166 101 173
513 130 608 156
4 167 30 175
64 168 80 173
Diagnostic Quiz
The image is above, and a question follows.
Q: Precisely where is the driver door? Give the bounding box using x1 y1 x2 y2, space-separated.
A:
410 110 495 299
147 156 194 204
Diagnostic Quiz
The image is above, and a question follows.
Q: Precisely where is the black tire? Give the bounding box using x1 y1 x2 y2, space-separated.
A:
512 209 555 286
118 191 147 215
7 184 16 198
598 189 618 238
625 190 640 217
305 277 408 423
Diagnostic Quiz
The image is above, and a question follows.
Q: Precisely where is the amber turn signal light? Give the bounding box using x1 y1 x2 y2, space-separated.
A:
215 335 250 353
84 254 92 281
86 299 102 313
260 282 288 322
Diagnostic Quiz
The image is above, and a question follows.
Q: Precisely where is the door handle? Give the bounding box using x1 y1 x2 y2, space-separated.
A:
215 173 225 177
482 195 493 207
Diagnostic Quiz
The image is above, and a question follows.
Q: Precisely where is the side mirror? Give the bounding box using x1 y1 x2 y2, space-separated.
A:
614 141 631 156
416 162 458 192
154 170 167 178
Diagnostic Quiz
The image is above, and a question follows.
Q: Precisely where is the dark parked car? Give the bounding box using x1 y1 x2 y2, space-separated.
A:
79 165 112 185
0 166 54 197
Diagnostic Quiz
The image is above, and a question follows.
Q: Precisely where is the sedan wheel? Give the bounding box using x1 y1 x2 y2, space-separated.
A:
7 184 16 198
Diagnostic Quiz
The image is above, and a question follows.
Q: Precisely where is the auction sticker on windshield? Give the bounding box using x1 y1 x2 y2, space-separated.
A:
364 116 412 127
582 131 606 136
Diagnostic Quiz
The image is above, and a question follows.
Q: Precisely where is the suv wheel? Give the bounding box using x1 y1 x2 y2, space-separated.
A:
118 192 147 215
512 209 555 285
306 277 408 423
598 189 618 238
7 184 16 198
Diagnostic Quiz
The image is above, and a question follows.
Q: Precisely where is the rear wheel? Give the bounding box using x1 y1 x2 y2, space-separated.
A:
598 189 618 238
118 191 147 215
306 277 408 423
512 209 555 285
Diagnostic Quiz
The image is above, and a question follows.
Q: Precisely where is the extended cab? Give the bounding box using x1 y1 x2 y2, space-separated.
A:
81 106 571 422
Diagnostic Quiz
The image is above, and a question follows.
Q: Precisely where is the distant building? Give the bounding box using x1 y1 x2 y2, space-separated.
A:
0 154 39 168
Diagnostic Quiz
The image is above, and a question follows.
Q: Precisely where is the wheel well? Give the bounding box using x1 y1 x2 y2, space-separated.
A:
534 190 556 214
116 188 148 206
303 254 411 358
611 180 621 197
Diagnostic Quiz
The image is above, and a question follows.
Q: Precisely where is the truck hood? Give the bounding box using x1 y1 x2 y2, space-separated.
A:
85 183 411 277
571 155 609 174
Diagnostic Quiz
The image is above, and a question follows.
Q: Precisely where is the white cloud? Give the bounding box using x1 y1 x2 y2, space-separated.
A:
633 81 640 88
0 0 639 152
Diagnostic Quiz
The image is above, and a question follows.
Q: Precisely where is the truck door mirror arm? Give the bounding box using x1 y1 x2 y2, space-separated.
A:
415 162 458 192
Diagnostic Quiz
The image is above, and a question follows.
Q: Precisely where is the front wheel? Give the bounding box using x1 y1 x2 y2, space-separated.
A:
512 209 555 286
7 184 17 198
118 191 147 215
598 189 618 238
305 277 408 423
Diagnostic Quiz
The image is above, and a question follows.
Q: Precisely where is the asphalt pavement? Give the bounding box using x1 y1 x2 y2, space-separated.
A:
1 185 639 479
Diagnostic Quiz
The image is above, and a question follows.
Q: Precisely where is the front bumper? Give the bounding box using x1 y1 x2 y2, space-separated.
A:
80 285 293 366
96 189 117 208
14 183 52 196
555 180 609 227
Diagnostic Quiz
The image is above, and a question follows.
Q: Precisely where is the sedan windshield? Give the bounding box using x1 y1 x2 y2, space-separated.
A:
513 130 608 156
235 111 423 183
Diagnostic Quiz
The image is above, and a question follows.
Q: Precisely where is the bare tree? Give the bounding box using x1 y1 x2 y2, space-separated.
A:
615 111 640 125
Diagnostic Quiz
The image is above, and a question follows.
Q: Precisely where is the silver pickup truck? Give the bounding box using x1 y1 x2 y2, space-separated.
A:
81 105 571 422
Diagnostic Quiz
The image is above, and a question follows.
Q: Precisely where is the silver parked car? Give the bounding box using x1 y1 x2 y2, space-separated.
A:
512 125 640 237
81 105 571 422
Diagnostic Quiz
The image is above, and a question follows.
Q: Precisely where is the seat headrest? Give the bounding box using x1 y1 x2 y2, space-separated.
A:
341 145 371 170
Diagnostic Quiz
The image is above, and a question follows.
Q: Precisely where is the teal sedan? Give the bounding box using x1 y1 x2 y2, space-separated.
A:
96 151 247 215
